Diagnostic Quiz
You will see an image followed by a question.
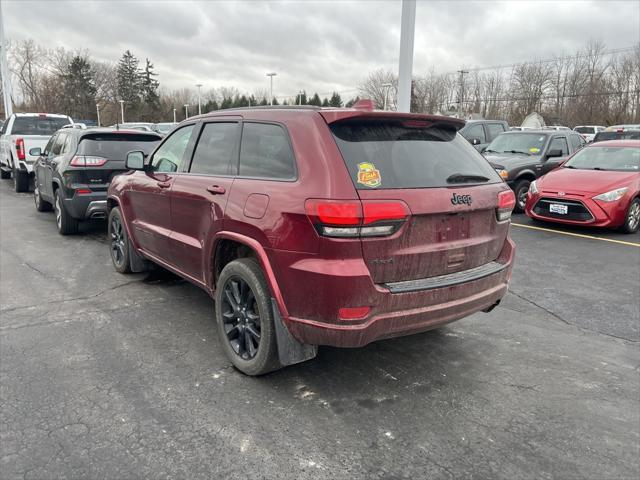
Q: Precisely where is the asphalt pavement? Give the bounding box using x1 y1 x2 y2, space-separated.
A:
1 181 638 479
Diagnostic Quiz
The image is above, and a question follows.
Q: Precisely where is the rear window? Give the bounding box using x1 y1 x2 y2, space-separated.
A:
575 127 594 134
330 118 500 189
593 131 640 143
11 116 70 135
78 134 160 159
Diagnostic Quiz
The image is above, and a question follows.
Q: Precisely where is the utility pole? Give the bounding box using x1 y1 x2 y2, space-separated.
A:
184 104 189 119
173 108 176 123
298 90 304 105
397 0 416 113
382 83 392 111
0 0 12 119
457 69 468 118
266 72 277 106
96 104 101 126
195 83 202 115
119 100 125 124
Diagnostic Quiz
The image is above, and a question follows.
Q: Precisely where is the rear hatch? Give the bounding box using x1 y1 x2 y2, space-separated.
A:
327 115 511 284
73 132 160 190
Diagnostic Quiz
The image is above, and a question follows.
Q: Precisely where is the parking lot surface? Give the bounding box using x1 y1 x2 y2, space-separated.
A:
1 182 638 479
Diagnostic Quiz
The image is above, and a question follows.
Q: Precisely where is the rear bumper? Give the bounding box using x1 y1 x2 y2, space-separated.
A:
525 192 628 228
279 237 515 348
62 191 108 220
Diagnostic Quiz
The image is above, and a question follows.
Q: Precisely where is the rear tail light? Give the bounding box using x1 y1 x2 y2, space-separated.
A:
75 188 92 195
305 199 410 238
497 190 516 221
70 156 107 167
15 138 25 160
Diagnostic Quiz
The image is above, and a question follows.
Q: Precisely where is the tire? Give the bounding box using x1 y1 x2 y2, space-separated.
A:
215 258 281 376
513 179 531 213
108 207 132 273
34 185 52 212
0 168 10 179
13 168 29 192
621 198 640 234
53 189 79 235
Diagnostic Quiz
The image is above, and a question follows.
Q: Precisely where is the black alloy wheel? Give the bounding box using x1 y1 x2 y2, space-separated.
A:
220 276 262 360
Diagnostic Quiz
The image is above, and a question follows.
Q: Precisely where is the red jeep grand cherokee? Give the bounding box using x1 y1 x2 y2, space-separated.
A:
107 105 516 375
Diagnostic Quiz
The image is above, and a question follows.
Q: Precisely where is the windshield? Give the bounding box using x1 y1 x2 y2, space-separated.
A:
564 146 639 172
78 134 160 160
485 133 548 155
330 118 501 189
574 127 594 134
11 116 70 136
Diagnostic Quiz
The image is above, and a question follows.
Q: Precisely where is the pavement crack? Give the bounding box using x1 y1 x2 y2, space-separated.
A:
508 289 572 326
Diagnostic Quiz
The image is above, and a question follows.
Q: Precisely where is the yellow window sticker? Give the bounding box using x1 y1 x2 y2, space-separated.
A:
529 147 540 153
357 162 382 188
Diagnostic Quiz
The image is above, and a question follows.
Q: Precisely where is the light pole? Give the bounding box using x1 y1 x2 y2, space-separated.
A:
184 104 189 119
173 108 176 123
119 100 125 124
298 90 304 106
96 104 101 126
195 83 203 115
397 0 416 113
382 83 392 111
266 72 277 106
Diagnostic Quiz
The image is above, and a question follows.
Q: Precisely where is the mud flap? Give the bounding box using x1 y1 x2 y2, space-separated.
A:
128 239 150 273
271 298 317 366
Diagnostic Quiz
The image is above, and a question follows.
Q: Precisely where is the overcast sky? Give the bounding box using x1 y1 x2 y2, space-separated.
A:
3 0 639 99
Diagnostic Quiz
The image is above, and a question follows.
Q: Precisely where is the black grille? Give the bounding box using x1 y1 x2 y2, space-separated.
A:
533 198 593 222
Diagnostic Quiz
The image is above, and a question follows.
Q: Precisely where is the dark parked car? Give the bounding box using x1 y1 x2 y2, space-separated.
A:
592 125 640 143
106 105 516 375
32 128 161 234
460 120 509 152
484 129 586 211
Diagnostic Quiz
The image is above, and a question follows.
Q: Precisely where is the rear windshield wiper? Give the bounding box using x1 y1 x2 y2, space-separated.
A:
446 173 490 184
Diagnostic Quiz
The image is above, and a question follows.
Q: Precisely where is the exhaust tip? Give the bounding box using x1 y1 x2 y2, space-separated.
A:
482 299 500 313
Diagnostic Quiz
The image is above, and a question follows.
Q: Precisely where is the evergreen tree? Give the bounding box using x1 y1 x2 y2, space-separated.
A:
296 90 308 105
220 95 234 110
139 58 159 108
259 97 268 106
329 92 343 107
308 93 322 106
117 50 141 105
345 96 360 108
322 98 330 107
271 97 279 106
60 56 96 120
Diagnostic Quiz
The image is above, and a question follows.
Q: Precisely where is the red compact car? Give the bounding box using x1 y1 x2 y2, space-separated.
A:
525 140 640 233
107 105 516 375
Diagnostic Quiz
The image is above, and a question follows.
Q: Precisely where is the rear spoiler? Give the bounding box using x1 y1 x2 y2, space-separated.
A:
319 109 466 131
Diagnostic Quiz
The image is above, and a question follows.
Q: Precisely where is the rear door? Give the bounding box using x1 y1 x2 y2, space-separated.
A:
329 117 509 284
126 124 196 260
36 133 58 201
169 120 240 283
46 133 67 197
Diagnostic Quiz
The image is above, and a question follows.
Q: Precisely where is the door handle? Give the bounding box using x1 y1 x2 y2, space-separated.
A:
206 185 226 195
157 181 171 188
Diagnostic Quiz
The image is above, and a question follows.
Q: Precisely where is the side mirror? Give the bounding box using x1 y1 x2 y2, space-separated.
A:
547 149 563 158
471 138 482 146
29 147 42 157
126 151 146 170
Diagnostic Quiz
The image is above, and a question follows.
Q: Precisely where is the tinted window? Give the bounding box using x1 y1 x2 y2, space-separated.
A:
593 131 640 143
486 123 506 140
190 122 238 176
51 134 67 156
11 116 70 135
43 134 57 156
239 123 296 179
462 123 486 142
549 137 569 156
569 134 585 151
78 134 160 159
330 118 501 189
575 126 594 134
151 125 194 173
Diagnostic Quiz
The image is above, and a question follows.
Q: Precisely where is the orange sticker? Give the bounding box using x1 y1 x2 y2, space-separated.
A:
357 162 382 188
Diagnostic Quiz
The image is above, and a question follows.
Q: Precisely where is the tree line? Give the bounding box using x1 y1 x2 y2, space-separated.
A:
359 40 640 126
3 38 638 127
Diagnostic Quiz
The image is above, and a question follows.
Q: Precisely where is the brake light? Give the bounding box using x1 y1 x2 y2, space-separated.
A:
70 156 107 167
75 188 92 195
15 138 25 160
497 190 516 221
305 199 409 237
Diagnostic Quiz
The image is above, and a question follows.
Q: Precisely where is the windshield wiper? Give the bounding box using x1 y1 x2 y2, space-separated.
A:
503 150 531 155
564 165 576 169
446 173 490 184
484 149 499 153
592 167 605 170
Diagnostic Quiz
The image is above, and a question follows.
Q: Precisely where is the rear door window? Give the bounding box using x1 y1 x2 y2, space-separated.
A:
330 118 501 189
486 123 506 140
11 116 70 135
239 123 296 179
189 122 239 176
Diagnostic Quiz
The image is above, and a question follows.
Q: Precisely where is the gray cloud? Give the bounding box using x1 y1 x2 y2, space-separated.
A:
4 0 639 99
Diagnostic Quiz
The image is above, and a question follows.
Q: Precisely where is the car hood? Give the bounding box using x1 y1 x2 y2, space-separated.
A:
537 168 639 195
484 152 538 169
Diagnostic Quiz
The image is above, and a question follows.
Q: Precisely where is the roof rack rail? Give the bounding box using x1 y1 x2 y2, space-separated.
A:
209 105 323 113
